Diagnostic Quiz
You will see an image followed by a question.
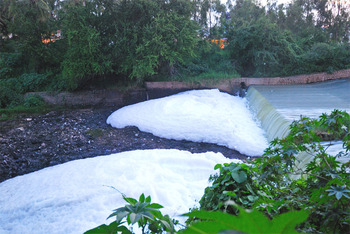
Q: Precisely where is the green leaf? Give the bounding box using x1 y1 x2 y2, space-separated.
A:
270 210 310 233
124 197 137 205
147 203 163 209
223 191 237 197
184 207 310 234
84 221 131 234
139 193 145 203
214 164 223 170
231 170 247 184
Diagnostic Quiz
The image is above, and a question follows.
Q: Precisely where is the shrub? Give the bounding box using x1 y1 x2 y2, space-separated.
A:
23 94 45 107
86 193 177 234
298 42 350 74
16 73 49 93
183 206 309 234
199 163 258 215
197 110 350 233
0 52 22 79
0 83 22 108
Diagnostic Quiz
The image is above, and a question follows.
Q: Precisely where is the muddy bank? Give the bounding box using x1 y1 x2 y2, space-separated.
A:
0 108 249 183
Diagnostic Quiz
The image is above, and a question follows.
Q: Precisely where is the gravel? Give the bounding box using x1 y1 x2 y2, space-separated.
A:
0 108 249 183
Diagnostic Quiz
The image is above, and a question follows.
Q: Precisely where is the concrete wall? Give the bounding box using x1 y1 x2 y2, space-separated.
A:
27 69 350 107
26 89 148 108
145 69 350 93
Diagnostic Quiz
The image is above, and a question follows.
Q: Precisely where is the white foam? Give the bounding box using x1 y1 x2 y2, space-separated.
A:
0 149 241 234
107 89 268 156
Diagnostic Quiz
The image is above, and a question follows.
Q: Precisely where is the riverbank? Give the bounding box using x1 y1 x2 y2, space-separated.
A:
0 107 248 183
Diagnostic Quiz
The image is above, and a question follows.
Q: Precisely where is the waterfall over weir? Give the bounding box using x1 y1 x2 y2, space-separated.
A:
246 79 350 167
246 87 291 142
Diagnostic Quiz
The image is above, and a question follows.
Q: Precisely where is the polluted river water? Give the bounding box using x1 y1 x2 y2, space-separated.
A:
0 80 349 233
246 78 350 167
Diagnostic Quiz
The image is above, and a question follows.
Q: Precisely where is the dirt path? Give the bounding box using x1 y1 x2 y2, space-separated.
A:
0 108 249 183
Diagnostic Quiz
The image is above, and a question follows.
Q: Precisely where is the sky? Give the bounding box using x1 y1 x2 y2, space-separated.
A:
221 0 293 6
0 89 264 233
259 0 292 5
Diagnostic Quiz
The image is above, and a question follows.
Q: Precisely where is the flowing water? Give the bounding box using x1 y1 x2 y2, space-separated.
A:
249 79 350 122
246 79 350 166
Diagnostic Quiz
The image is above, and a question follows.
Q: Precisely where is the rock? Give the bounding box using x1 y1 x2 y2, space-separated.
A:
17 127 25 131
0 108 248 183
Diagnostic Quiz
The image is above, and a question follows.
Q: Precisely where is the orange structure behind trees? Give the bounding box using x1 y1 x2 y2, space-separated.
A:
211 38 228 49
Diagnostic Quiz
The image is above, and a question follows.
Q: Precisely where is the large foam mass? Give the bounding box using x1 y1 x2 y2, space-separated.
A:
0 150 238 234
107 89 268 156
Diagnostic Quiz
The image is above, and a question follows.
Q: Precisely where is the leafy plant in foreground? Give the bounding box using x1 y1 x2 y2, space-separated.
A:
199 162 258 215
85 193 176 234
197 110 350 233
182 206 309 234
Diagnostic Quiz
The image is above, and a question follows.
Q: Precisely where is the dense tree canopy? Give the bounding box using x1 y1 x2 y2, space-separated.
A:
0 0 350 107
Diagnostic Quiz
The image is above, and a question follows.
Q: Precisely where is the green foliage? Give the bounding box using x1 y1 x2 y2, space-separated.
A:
23 94 45 108
60 2 112 90
254 111 350 233
86 193 176 234
0 73 48 108
198 110 350 233
0 52 22 79
223 0 350 77
173 42 239 83
1 0 349 96
109 0 198 82
182 206 309 234
226 14 301 77
15 73 48 93
85 221 131 234
130 10 198 80
0 84 22 108
2 0 59 74
199 163 258 215
298 42 350 74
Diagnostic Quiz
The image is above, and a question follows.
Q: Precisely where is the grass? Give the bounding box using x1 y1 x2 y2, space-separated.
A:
149 71 241 86
85 128 106 139
176 71 241 86
0 105 60 121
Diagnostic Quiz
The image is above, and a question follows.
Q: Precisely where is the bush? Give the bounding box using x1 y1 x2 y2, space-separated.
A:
85 193 177 234
199 163 258 215
0 84 22 109
16 73 49 93
23 95 45 107
0 52 22 79
298 42 350 74
0 73 48 109
172 42 239 82
197 110 350 233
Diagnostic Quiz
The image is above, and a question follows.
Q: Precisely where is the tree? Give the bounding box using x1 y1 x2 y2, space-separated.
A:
59 1 112 90
226 14 300 77
109 0 199 82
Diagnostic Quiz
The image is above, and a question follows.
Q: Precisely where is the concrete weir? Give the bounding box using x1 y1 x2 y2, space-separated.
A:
246 78 350 141
246 78 350 168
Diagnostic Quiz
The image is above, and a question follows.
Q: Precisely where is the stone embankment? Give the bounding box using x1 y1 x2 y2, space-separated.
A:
27 69 350 107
